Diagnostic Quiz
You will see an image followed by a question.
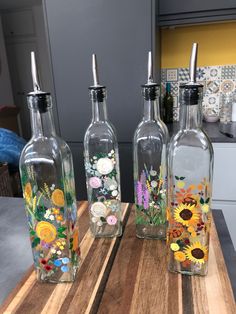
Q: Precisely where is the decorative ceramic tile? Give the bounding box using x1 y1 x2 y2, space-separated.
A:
221 65 236 80
202 94 220 114
161 69 166 82
173 96 178 108
178 68 189 82
173 108 179 121
170 82 178 96
166 69 178 81
206 80 220 94
220 79 235 93
161 82 166 96
205 66 221 80
196 67 206 81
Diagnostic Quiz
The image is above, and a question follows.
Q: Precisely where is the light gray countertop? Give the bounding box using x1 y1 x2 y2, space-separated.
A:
0 197 235 305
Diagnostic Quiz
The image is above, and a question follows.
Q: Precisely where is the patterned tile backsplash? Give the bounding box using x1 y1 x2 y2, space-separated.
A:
161 65 236 121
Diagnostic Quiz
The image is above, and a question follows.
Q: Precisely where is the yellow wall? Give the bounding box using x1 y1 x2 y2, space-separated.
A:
161 22 236 68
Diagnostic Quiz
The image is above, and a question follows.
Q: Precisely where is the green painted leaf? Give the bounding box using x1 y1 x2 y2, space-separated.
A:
65 192 73 206
179 177 185 180
32 237 40 248
58 226 67 233
101 217 106 222
205 197 210 204
200 197 204 205
58 233 67 239
30 230 36 236
175 176 179 180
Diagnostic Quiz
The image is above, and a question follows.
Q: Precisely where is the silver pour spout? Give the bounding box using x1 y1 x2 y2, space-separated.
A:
147 51 153 84
92 54 100 86
189 43 198 84
31 51 41 92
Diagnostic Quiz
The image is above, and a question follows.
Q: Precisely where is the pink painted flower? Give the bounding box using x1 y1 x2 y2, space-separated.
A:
106 215 117 225
89 177 102 189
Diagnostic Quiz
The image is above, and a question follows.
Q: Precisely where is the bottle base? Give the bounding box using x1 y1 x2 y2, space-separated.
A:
168 265 208 276
90 224 122 238
136 224 166 240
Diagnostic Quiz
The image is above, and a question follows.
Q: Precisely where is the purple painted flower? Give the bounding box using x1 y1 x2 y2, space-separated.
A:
140 170 146 185
136 181 143 206
41 241 52 249
143 188 150 210
106 215 117 225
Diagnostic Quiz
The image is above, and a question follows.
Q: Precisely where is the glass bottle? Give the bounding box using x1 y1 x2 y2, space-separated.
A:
19 52 80 283
84 54 122 237
167 43 214 276
133 51 169 239
163 82 174 123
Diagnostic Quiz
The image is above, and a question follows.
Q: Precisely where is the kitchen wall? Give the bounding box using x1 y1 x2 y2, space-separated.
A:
0 15 13 105
160 22 236 120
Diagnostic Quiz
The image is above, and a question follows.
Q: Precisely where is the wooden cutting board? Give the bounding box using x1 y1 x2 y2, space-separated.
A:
0 202 235 314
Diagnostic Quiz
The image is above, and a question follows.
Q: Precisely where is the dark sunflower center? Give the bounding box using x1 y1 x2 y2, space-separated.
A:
191 248 204 259
180 209 193 220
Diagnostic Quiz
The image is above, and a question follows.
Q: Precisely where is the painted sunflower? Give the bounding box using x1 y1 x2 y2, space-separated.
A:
184 241 208 264
174 203 199 227
24 182 32 203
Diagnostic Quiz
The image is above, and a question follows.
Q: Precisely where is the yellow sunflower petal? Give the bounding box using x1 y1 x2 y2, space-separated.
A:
174 203 199 227
184 241 208 264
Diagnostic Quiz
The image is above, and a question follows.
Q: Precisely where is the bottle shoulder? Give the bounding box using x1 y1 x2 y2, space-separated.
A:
84 121 118 142
20 135 72 164
169 128 213 151
134 119 168 142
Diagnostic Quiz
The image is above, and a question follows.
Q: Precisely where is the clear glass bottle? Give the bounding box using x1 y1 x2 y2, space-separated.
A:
133 51 169 239
167 44 214 276
19 52 80 283
84 54 122 237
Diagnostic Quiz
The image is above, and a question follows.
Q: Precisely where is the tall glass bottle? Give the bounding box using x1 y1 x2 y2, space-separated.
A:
19 52 80 283
133 51 169 239
167 44 214 276
84 54 122 237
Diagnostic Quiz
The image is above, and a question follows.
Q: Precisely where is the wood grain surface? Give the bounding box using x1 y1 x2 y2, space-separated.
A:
0 202 235 314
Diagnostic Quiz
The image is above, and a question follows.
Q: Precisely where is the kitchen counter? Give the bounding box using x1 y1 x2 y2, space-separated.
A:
167 122 236 143
0 198 235 313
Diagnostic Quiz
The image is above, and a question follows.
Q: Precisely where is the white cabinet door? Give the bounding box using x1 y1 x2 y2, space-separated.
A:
2 10 35 37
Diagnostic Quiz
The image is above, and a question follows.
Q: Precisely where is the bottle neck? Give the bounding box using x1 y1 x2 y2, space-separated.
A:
27 94 56 138
143 99 160 121
29 107 56 138
179 85 203 129
90 87 108 122
179 104 202 129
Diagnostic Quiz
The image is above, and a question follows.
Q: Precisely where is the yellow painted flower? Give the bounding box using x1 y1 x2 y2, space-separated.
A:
174 251 186 262
184 242 208 264
51 189 65 207
36 221 57 243
52 208 60 215
56 215 63 222
176 181 185 189
170 243 180 251
191 231 197 238
24 183 32 203
201 204 209 213
174 203 199 227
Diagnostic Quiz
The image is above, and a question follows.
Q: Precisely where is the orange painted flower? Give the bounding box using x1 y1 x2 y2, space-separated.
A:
52 208 60 215
24 183 32 202
174 251 186 262
56 215 63 222
51 189 65 207
73 229 79 251
36 221 57 243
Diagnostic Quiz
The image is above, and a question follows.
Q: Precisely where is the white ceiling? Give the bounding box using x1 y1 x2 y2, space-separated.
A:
0 0 41 10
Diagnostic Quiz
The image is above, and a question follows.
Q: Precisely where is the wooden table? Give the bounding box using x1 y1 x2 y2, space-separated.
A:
1 202 235 314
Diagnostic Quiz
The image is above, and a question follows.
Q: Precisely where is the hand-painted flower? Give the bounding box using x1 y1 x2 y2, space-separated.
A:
111 190 118 197
151 181 158 188
89 177 102 189
62 257 70 264
36 221 57 243
97 220 103 227
201 204 209 213
170 243 180 251
51 189 65 207
106 215 117 225
72 230 79 251
91 202 107 218
150 170 157 176
24 182 32 202
96 157 114 175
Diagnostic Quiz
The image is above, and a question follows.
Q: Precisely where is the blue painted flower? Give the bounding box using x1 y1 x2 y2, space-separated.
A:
61 265 69 272
54 259 62 267
62 257 70 264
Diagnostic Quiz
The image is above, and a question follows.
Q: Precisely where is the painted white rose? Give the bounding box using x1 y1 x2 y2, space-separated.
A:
96 157 114 175
150 170 157 176
151 180 158 188
90 202 107 218
112 190 118 197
